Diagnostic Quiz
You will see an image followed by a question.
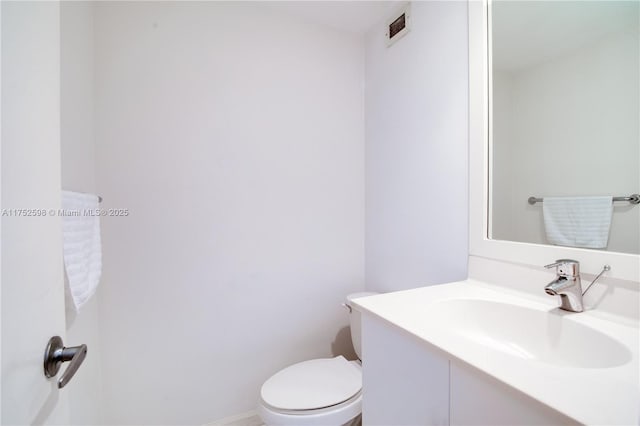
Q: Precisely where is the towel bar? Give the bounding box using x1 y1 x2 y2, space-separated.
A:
528 194 640 205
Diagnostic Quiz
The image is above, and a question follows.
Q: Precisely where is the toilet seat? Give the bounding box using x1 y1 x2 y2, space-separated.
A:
261 356 361 411
258 357 362 425
258 391 362 426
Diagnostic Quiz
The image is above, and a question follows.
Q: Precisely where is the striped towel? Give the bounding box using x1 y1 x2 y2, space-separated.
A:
62 190 102 310
542 196 613 249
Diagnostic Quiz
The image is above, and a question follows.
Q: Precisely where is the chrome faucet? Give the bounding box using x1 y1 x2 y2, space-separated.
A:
544 259 584 312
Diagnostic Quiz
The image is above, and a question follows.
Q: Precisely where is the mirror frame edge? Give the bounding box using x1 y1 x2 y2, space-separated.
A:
468 0 640 282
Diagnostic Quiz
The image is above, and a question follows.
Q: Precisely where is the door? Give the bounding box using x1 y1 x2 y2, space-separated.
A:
1 1 71 424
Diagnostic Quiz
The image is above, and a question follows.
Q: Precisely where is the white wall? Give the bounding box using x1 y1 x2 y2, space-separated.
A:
60 2 104 424
492 30 640 253
93 2 365 424
490 70 514 240
365 1 469 293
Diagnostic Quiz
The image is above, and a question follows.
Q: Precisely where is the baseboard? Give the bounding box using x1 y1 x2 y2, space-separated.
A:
205 410 263 426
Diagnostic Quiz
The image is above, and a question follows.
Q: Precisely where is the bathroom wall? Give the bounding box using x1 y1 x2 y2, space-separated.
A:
364 2 469 293
93 2 365 424
490 69 514 243
491 30 640 253
60 2 104 424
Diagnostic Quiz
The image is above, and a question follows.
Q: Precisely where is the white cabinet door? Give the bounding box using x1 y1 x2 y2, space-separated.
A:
1 1 71 424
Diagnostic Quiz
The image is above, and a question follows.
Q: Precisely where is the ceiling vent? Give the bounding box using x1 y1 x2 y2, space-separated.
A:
386 3 411 47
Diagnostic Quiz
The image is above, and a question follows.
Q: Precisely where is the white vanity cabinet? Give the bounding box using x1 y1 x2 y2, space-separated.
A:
449 362 577 425
361 313 577 426
361 313 449 425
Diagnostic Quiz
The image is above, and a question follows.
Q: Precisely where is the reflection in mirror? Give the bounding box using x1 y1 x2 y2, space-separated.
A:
490 1 639 254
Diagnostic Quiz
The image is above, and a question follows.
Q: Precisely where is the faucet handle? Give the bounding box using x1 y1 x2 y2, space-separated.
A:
545 259 580 277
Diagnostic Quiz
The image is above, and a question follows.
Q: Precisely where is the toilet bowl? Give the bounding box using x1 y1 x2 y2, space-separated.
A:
257 292 377 426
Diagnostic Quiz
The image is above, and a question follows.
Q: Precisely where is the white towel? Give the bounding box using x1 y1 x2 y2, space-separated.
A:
62 191 102 310
542 196 613 249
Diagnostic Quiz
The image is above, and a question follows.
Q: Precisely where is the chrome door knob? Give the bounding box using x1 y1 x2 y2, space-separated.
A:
43 336 87 389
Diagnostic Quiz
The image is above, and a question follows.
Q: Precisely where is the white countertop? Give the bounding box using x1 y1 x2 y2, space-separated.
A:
352 280 640 425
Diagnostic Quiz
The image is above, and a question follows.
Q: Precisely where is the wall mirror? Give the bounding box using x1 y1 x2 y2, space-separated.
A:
489 0 639 255
468 1 639 281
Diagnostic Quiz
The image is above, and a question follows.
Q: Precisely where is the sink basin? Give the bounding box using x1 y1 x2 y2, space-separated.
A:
427 299 631 368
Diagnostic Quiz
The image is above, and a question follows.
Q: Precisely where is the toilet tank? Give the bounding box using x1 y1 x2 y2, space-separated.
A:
345 292 378 360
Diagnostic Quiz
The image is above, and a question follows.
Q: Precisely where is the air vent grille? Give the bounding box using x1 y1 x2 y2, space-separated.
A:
389 14 406 39
386 4 411 47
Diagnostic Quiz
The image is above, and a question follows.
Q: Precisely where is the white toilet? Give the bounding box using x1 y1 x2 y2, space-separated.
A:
257 292 377 426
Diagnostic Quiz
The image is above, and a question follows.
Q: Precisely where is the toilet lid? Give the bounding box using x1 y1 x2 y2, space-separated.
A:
260 356 361 411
